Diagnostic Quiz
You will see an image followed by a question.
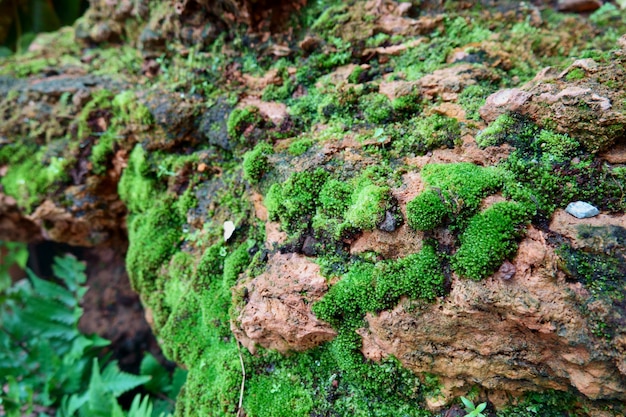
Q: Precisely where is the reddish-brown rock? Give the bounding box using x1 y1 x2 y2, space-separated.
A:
231 252 336 354
359 227 626 401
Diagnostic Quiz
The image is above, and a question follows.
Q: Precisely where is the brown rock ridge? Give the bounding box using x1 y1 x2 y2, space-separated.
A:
359 226 626 403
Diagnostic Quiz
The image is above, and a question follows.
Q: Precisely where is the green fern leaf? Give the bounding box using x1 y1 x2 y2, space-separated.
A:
51 255 87 294
101 360 151 397
27 272 77 308
127 394 154 417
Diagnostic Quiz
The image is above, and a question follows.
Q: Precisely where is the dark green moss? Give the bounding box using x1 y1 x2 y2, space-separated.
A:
223 242 251 287
452 202 531 280
391 93 422 119
565 67 585 81
391 114 460 155
242 142 274 184
496 390 581 417
475 113 520 148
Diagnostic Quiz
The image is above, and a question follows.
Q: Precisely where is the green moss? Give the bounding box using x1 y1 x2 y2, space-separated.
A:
457 83 498 121
392 114 460 155
244 370 313 417
118 144 159 214
90 129 121 175
227 106 263 143
265 168 329 235
452 201 530 280
406 162 504 231
347 65 365 84
565 67 585 81
223 242 251 286
243 142 274 184
391 93 422 119
475 113 518 148
125 198 183 315
111 90 154 125
287 138 313 156
406 189 449 231
344 184 389 230
536 130 580 162
360 93 393 124
0 149 69 212
313 245 444 325
496 390 580 417
319 179 352 217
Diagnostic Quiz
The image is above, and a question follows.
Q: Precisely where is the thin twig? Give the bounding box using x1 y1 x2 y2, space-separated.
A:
236 340 246 417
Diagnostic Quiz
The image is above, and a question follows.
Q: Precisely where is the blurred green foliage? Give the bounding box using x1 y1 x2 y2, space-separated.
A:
0 0 88 56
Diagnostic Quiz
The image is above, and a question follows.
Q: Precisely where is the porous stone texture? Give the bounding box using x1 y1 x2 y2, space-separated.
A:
231 252 336 354
480 56 626 153
358 227 626 401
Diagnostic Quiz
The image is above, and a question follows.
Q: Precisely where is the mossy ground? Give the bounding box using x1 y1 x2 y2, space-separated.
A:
2 0 626 415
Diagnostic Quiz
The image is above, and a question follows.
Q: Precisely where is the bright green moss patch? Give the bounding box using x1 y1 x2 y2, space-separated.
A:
265 168 329 234
319 179 352 217
344 184 390 230
245 370 313 417
565 67 585 81
223 242 252 286
112 90 153 126
406 189 449 231
0 150 69 212
458 83 498 121
90 129 121 175
118 144 159 214
243 142 273 183
360 93 393 124
452 201 531 280
313 245 445 326
406 163 504 231
287 138 313 156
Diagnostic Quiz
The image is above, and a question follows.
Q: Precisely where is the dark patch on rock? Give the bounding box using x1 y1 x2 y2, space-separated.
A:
199 98 234 151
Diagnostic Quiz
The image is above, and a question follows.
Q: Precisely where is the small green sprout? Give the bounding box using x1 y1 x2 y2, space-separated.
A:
461 396 487 417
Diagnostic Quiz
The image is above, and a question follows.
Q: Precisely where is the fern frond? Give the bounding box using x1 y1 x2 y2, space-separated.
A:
101 360 152 397
127 394 154 417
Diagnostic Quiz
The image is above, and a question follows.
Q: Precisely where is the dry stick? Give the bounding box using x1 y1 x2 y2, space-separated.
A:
236 340 246 417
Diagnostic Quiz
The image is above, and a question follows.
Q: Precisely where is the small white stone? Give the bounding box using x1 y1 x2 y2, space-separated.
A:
565 201 599 219
223 220 235 241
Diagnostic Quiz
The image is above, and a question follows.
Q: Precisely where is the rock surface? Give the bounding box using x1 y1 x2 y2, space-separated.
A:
360 227 626 401
231 253 336 354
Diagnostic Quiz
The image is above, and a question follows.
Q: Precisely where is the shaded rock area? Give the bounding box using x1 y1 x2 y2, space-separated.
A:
3 0 626 416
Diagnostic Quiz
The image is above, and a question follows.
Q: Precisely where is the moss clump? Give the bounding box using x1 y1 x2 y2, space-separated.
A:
360 93 393 124
458 83 497 121
125 199 184 316
112 90 153 125
265 168 329 234
242 142 274 183
287 138 313 156
475 113 518 148
391 93 422 119
406 163 504 231
313 245 445 326
536 130 580 162
452 201 530 280
223 242 251 286
344 184 390 230
319 179 352 217
118 144 159 214
227 106 263 143
565 67 585 81
0 148 69 212
90 129 121 175
406 189 449 231
244 370 313 417
392 114 460 155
